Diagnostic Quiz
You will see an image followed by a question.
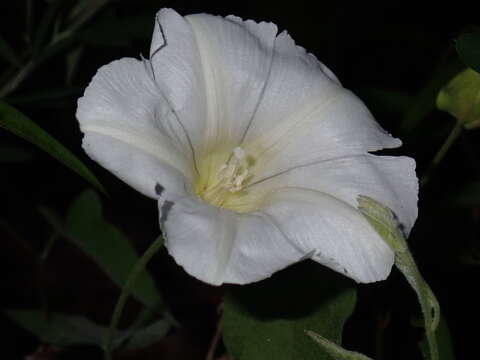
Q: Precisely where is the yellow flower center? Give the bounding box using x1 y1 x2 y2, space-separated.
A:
195 146 260 212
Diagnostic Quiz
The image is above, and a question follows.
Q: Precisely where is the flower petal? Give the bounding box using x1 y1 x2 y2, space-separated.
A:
249 154 418 235
83 133 189 198
261 187 395 283
246 87 402 180
161 185 394 285
183 11 279 149
159 193 304 285
149 9 208 152
77 57 193 198
240 30 400 160
151 10 398 161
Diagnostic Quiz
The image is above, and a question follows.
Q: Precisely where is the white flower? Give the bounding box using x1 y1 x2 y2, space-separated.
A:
76 9 418 285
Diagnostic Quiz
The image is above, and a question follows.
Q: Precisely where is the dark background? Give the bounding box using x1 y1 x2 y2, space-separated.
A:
1 1 478 359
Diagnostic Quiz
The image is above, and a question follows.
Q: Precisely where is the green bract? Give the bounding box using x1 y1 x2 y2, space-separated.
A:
436 68 480 129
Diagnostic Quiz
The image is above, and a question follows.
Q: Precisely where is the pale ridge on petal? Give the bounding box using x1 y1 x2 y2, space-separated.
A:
81 124 192 178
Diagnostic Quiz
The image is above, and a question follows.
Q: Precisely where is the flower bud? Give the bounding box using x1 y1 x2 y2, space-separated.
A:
437 68 480 129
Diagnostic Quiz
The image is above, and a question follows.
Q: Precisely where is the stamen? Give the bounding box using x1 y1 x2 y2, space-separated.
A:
199 147 252 208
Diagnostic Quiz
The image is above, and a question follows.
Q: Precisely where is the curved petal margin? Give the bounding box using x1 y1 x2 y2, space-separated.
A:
261 187 395 283
159 193 305 285
77 57 194 198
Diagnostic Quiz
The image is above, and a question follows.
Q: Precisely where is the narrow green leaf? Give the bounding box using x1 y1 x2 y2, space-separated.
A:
66 47 84 85
0 101 106 194
222 262 356 360
31 0 64 57
456 31 480 73
0 34 20 67
36 35 77 67
64 190 163 307
4 309 110 347
66 0 109 33
105 235 166 359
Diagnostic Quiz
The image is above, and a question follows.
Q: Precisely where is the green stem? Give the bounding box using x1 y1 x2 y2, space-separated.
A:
40 232 59 262
395 250 440 360
104 236 164 360
306 330 374 360
358 196 440 360
421 121 463 187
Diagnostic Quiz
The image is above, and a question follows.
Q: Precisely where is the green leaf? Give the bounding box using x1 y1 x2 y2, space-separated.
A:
64 190 163 307
0 101 106 194
419 316 456 360
456 31 480 73
5 308 169 351
125 319 170 350
437 68 480 129
4 309 110 347
0 34 20 67
0 144 33 163
222 262 356 360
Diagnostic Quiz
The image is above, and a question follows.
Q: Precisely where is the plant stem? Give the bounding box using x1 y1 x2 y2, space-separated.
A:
420 121 463 187
206 304 224 360
104 236 164 360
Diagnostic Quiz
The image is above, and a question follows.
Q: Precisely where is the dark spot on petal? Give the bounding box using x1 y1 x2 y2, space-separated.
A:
155 183 164 196
160 200 174 226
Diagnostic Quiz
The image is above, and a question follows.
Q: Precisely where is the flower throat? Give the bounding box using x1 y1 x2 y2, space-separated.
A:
195 146 256 212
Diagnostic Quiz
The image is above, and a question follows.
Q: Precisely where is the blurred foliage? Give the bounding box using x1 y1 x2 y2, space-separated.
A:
4 308 170 350
40 189 163 308
1 1 479 360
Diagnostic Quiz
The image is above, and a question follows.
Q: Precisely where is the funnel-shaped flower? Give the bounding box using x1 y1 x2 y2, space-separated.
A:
76 9 418 285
